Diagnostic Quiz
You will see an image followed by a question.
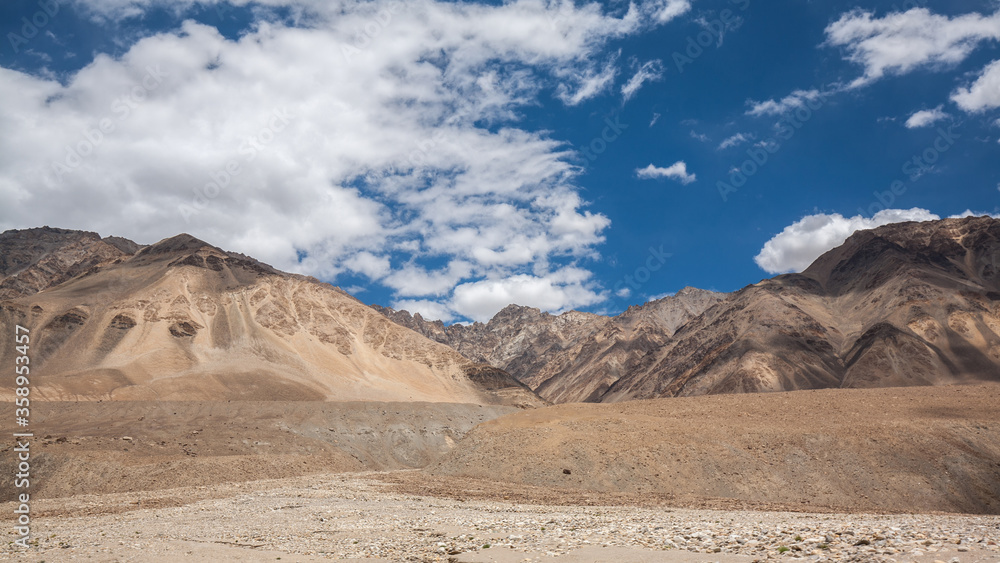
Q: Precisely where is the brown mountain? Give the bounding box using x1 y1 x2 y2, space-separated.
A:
377 216 1000 402
0 229 540 406
7 217 997 408
374 286 728 403
603 215 1000 400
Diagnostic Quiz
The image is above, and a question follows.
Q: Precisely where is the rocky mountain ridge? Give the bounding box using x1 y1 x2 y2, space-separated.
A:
5 216 998 407
374 287 728 403
0 227 141 300
377 216 1000 402
603 216 1000 400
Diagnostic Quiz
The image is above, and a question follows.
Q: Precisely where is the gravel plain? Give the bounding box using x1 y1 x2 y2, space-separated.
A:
4 471 1000 563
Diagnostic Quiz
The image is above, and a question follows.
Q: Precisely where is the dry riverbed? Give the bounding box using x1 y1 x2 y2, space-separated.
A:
4 471 1000 562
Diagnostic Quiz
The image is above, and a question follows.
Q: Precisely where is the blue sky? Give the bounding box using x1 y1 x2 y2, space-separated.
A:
1 0 999 322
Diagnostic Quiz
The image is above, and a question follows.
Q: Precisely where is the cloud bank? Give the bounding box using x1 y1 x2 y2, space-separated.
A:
0 0 692 323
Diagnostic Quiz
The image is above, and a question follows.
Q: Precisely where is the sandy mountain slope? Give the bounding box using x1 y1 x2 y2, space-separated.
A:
375 287 727 403
602 216 1000 401
0 231 540 406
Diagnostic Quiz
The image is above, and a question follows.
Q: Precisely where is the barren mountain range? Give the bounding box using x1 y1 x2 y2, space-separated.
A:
377 216 1000 402
0 227 539 406
374 287 727 403
2 216 998 408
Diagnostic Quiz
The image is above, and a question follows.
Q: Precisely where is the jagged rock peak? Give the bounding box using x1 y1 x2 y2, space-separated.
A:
619 286 727 317
101 236 144 255
2 225 97 238
137 233 221 256
492 303 543 319
675 286 714 297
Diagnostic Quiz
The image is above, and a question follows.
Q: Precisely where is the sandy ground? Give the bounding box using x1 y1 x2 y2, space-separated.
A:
431 384 1000 514
3 472 1000 562
8 385 1000 515
0 401 518 500
4 386 1000 561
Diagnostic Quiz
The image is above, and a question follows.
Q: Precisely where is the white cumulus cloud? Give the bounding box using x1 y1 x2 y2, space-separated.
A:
825 8 1000 88
905 105 949 128
952 59 1000 112
451 267 603 322
0 0 686 323
342 251 392 280
754 208 941 274
635 161 696 184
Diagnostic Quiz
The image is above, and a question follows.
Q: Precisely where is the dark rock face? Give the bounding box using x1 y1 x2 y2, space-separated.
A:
109 314 137 330
374 287 728 403
168 321 201 338
0 227 141 299
377 217 1000 403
